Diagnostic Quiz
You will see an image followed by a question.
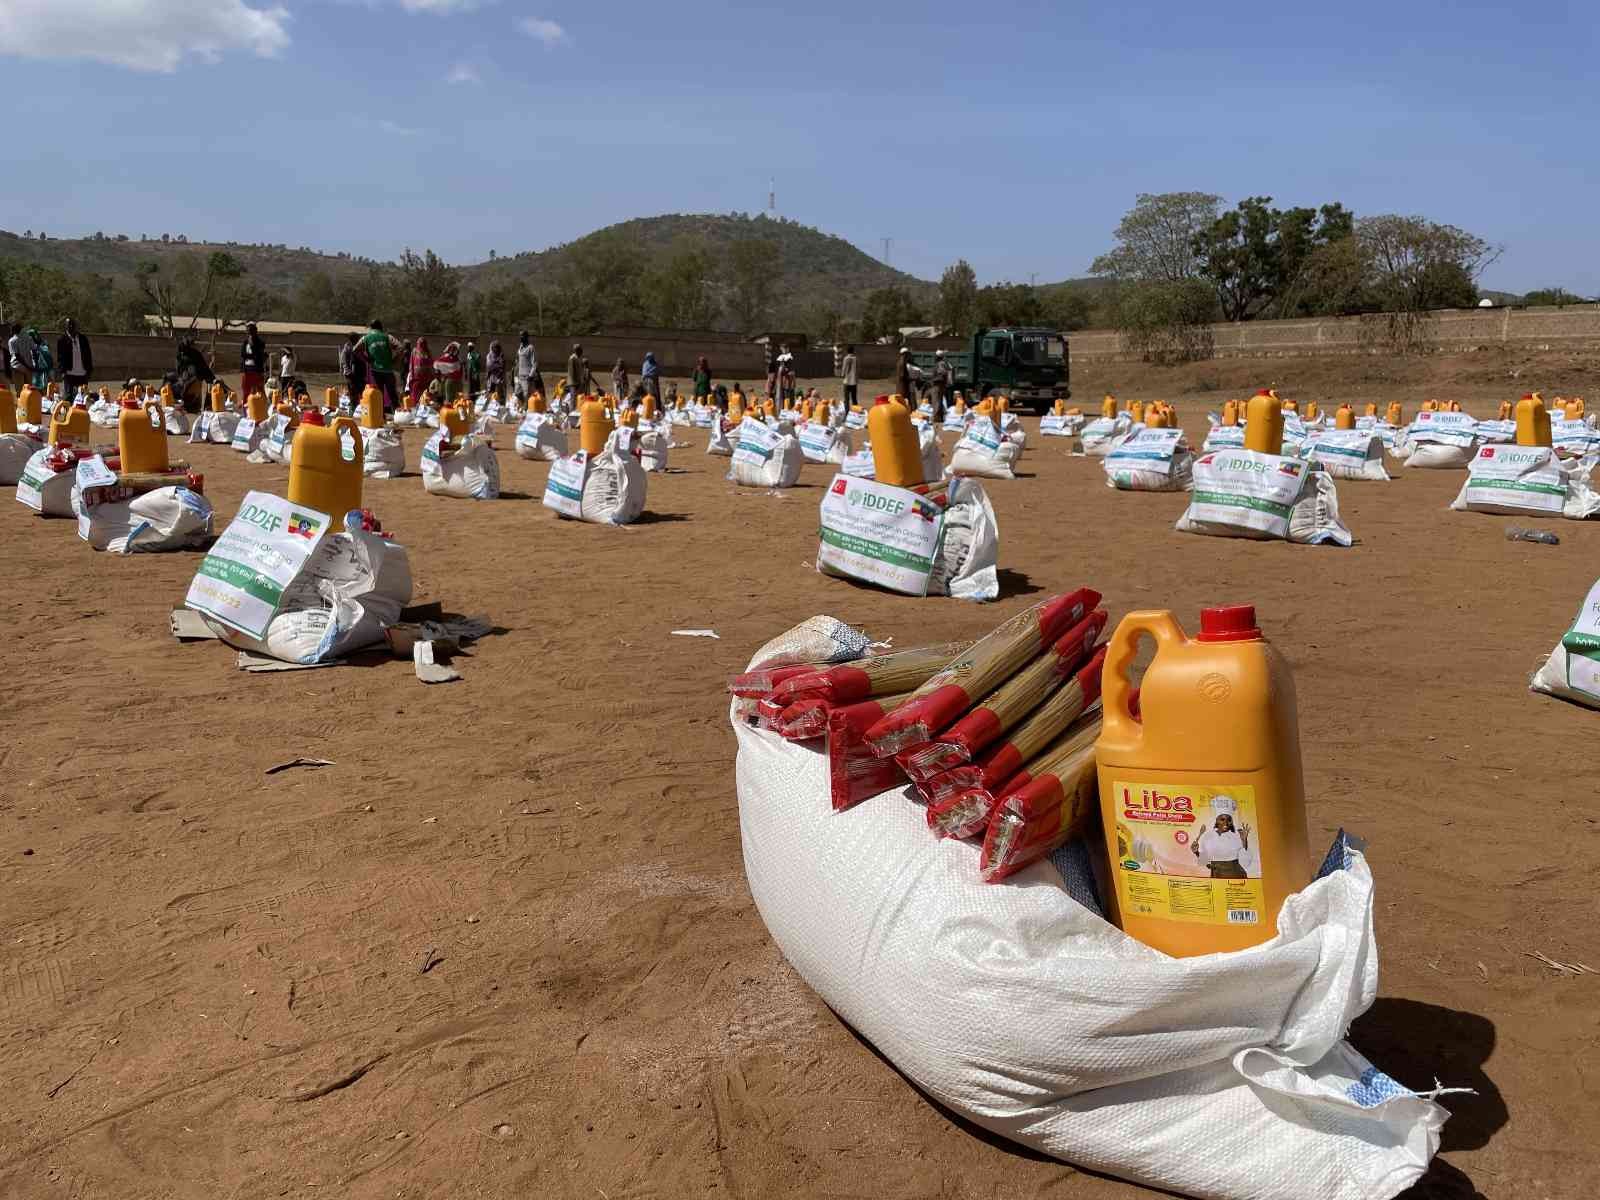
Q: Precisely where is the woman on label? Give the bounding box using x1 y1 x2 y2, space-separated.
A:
1193 813 1252 879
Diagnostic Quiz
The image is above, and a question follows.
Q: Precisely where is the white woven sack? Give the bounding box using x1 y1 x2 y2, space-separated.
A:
361 426 406 479
88 400 119 428
1449 445 1600 520
950 416 1019 480
919 426 944 482
0 433 42 485
163 406 191 435
208 411 241 445
1177 452 1353 546
1531 578 1600 708
1074 413 1133 457
1302 431 1391 482
75 486 214 553
706 419 733 457
1103 427 1194 492
421 432 501 500
14 449 76 516
1405 441 1474 469
581 445 647 525
929 479 999 601
735 623 1446 1200
728 424 803 488
208 525 413 664
638 426 670 473
513 414 568 463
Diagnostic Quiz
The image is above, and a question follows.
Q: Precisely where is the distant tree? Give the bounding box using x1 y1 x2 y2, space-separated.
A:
386 248 462 332
197 252 248 355
465 280 542 334
294 270 337 322
1041 285 1097 331
640 241 720 330
1193 197 1354 321
938 259 979 336
726 236 781 332
332 267 385 325
976 282 1045 328
1092 192 1222 284
858 286 923 343
1356 215 1500 351
1110 279 1218 364
136 250 246 340
1523 287 1589 306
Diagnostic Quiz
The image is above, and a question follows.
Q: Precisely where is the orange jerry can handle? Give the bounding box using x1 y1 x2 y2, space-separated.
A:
145 400 164 425
51 400 72 424
1100 610 1188 746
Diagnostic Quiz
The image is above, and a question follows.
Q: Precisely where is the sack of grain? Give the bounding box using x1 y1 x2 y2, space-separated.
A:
0 432 43 485
514 411 569 462
637 424 671 473
728 416 803 487
1404 411 1477 469
259 413 297 464
942 407 970 434
361 425 406 479
186 497 413 664
201 410 241 446
14 448 77 516
1475 419 1516 445
1073 413 1133 457
163 406 191 436
75 484 213 553
736 618 1441 1200
1531 577 1600 708
949 416 1020 480
1301 429 1391 482
1449 444 1600 520
582 445 648 524
1554 418 1600 459
919 425 945 482
88 398 119 428
1176 450 1354 546
1103 427 1193 492
1038 411 1083 438
1202 422 1246 452
421 431 500 500
706 417 734 457
929 478 998 600
798 421 851 464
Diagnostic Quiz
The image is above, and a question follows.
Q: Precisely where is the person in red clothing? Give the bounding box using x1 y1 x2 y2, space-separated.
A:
408 337 435 406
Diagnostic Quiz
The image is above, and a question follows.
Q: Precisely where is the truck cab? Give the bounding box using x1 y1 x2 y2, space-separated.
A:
909 327 1070 413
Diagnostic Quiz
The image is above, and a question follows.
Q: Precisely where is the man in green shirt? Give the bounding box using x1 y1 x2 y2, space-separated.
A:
360 319 401 413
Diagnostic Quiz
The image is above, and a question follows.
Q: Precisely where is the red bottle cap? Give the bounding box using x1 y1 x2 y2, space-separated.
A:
301 410 326 426
1196 605 1262 642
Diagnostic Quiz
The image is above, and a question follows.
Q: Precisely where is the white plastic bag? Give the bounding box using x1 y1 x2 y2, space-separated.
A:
0 433 43 485
163 406 190 436
1531 577 1600 708
1074 413 1133 457
75 485 213 553
950 416 1020 480
208 411 241 446
930 477 999 601
1177 450 1353 546
1104 427 1193 491
735 624 1443 1200
361 426 406 479
514 412 569 462
706 419 733 457
919 425 944 482
728 417 803 487
421 432 500 500
207 524 413 664
1301 430 1391 482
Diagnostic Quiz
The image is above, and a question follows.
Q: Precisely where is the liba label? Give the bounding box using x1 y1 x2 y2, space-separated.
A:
1111 781 1265 926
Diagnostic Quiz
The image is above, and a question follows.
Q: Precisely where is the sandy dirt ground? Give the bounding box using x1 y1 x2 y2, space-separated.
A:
2 353 1597 1200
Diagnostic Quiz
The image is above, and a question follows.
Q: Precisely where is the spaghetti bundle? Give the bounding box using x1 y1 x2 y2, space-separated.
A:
978 717 1101 882
767 640 971 708
826 693 913 812
864 589 1099 757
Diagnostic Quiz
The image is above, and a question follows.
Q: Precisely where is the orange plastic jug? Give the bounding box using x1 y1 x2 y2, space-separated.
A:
1280 398 1299 413
1515 393 1552 448
867 396 923 488
997 396 1010 414
1497 399 1513 420
1335 403 1354 430
800 398 815 422
619 407 640 429
1101 395 1117 418
1145 407 1167 429
275 401 300 426
325 386 339 409
159 384 175 409
48 401 91 447
1304 400 1320 421
529 391 547 414
246 392 268 422
1244 390 1282 453
0 387 15 434
1128 399 1146 425
954 396 967 414
1221 399 1239 427
119 401 170 473
642 394 658 421
17 384 43 426
1052 398 1066 416
1384 401 1403 425
1421 399 1437 412
1447 400 1462 413
579 397 612 456
1096 605 1312 957
1363 402 1378 417
360 385 385 429
814 400 831 425
440 402 471 440
211 381 228 412
288 415 364 518
1564 397 1585 419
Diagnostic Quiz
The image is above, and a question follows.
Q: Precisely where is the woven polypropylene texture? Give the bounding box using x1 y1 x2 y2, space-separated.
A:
735 622 1446 1200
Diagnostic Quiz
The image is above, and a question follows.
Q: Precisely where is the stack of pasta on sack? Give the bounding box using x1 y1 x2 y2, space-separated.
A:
729 590 1107 883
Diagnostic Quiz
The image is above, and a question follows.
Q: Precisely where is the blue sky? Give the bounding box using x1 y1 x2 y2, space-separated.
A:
2 0 1595 294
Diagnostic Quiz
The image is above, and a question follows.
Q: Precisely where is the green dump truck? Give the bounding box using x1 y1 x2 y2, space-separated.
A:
908 327 1070 413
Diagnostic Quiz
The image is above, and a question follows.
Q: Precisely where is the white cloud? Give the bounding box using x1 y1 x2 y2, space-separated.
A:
518 17 568 45
398 0 487 11
446 62 481 85
0 0 289 73
376 118 424 137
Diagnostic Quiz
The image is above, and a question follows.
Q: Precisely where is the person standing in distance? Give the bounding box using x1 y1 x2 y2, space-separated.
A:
567 343 587 397
361 319 402 414
840 343 857 409
515 331 537 405
239 321 266 402
57 318 94 400
8 322 36 391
